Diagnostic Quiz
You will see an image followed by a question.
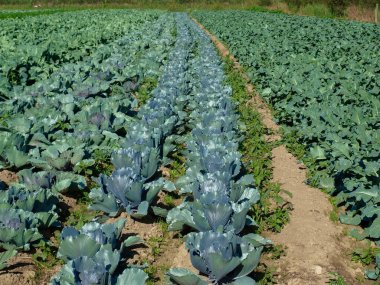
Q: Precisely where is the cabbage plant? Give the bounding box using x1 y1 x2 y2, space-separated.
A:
52 219 146 285
0 205 43 250
166 231 270 285
89 167 163 218
51 245 148 285
57 219 141 261
167 174 259 234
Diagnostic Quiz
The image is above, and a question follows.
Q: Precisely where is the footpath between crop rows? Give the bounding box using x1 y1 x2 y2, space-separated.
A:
190 17 375 285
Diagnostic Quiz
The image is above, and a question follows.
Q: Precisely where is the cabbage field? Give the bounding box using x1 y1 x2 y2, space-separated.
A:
0 9 269 285
0 7 379 285
194 10 380 280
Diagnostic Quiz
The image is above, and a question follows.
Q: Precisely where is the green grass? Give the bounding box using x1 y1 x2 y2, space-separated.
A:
135 77 158 107
0 8 78 19
351 243 380 266
223 57 292 234
328 272 348 285
65 203 99 229
248 5 284 13
300 3 334 18
329 197 340 223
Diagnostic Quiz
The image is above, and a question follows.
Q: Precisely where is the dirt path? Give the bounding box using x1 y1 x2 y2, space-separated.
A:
269 146 368 285
191 17 371 285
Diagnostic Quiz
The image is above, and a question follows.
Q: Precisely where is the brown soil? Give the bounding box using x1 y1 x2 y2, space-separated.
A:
268 145 370 285
109 213 186 284
192 18 374 285
0 170 18 185
0 253 35 285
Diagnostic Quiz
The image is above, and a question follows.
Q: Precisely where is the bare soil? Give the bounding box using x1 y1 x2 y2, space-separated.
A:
0 253 35 285
268 145 370 285
192 17 374 285
0 170 18 185
109 213 187 284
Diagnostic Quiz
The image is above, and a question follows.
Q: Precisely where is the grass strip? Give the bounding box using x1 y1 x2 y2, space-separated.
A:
223 57 292 234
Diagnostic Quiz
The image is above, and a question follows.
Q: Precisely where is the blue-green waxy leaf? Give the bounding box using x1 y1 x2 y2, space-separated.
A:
116 268 148 285
0 249 17 270
165 268 208 285
340 213 362 226
364 217 380 239
310 146 326 160
228 276 257 285
57 235 100 261
5 147 29 167
207 252 241 281
122 236 143 249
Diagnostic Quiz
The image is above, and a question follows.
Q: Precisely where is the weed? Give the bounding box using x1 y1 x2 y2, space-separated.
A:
328 272 348 285
135 77 157 107
253 182 292 233
163 193 176 207
32 237 61 268
281 128 306 159
329 197 340 223
158 219 169 233
144 264 159 285
53 119 71 132
32 235 63 283
144 263 170 285
0 112 10 127
92 148 114 175
147 219 169 257
223 57 292 234
167 147 187 181
65 204 98 229
355 273 365 283
351 243 380 266
257 265 278 285
265 244 287 260
149 235 165 256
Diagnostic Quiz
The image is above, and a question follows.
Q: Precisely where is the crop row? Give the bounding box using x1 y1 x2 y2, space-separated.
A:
48 12 269 285
88 12 194 219
0 10 162 96
49 12 200 284
0 9 286 284
194 10 380 279
0 11 175 178
0 11 177 273
161 14 269 285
